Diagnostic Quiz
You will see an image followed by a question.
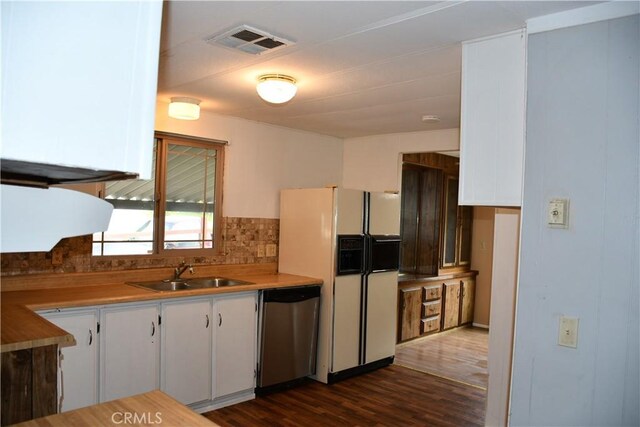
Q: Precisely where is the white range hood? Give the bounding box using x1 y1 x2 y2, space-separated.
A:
0 185 113 253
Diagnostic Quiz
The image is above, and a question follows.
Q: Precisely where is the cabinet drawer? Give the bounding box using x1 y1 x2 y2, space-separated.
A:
421 316 441 334
422 300 441 317
422 285 442 301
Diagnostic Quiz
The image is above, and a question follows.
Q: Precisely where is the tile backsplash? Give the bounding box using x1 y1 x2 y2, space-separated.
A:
1 217 279 276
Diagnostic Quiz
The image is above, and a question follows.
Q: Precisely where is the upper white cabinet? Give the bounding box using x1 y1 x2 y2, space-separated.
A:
459 29 527 207
1 1 162 180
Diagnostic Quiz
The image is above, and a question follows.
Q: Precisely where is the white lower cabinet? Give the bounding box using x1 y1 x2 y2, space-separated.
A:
40 291 258 411
100 302 160 402
215 292 257 399
161 298 212 405
39 308 99 412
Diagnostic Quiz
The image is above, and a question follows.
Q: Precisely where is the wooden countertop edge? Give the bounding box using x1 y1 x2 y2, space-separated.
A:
1 273 322 353
13 390 218 427
397 270 478 287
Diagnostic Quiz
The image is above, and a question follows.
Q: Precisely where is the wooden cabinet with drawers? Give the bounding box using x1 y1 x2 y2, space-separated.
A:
398 283 443 342
398 272 476 343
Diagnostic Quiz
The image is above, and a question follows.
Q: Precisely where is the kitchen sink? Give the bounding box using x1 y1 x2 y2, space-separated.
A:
186 277 253 288
129 277 253 292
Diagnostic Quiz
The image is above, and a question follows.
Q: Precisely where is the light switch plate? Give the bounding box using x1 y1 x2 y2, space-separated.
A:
558 316 579 348
548 198 569 228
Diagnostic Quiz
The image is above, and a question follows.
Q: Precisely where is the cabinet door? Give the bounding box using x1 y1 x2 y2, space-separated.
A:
2 1 162 178
458 206 473 265
442 281 461 330
442 176 459 267
460 278 476 325
400 167 420 272
40 309 98 412
100 303 160 402
400 165 442 275
398 288 422 342
460 29 526 206
161 298 212 405
215 293 257 399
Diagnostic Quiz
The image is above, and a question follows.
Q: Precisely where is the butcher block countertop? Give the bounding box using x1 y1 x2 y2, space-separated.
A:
1 272 322 353
13 390 218 427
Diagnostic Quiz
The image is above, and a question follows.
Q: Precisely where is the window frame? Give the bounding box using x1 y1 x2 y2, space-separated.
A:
93 131 225 258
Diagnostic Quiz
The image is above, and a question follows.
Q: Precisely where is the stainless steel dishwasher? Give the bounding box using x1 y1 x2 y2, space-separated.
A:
257 285 321 392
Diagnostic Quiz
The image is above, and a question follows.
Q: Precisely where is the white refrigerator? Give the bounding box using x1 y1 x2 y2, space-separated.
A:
278 187 401 383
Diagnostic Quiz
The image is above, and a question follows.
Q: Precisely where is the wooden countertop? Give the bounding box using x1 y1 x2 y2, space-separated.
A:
398 270 478 286
1 272 322 353
13 390 218 427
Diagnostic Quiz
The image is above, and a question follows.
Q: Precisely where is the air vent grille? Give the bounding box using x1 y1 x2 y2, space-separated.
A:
205 25 294 55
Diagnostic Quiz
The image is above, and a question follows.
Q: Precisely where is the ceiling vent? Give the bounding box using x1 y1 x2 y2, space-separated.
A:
205 25 294 55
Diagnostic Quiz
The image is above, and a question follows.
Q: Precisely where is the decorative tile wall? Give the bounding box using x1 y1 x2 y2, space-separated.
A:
1 217 279 276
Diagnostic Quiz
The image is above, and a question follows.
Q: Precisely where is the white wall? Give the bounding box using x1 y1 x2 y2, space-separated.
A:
342 129 459 192
155 101 343 218
510 15 639 426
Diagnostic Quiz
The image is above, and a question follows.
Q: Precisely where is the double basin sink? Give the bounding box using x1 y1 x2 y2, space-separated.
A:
130 277 254 292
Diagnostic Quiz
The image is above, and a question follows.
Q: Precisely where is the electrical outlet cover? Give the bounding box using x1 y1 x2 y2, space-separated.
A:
558 316 579 348
548 198 569 228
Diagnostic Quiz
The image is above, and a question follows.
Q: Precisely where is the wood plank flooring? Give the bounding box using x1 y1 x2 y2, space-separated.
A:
204 365 486 426
395 327 489 389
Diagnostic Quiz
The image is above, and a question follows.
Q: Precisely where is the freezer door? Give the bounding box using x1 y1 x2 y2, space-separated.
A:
365 271 398 364
368 192 400 235
332 274 361 372
336 188 365 235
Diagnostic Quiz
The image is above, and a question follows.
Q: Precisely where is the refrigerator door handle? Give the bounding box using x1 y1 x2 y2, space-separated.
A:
364 234 373 274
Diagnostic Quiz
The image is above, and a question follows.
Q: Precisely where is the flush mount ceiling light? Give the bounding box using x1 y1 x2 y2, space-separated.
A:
168 97 201 120
256 74 297 104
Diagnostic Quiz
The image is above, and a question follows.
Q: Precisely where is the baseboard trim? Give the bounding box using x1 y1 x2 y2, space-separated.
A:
190 389 255 414
472 323 489 329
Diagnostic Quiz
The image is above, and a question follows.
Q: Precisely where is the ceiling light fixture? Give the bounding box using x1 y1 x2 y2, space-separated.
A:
256 74 297 104
168 97 201 120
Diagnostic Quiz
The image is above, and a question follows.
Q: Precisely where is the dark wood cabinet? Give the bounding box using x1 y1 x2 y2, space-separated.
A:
398 272 476 343
398 288 422 342
441 176 473 269
442 280 461 330
400 154 472 276
460 277 476 325
1 345 57 426
400 165 442 275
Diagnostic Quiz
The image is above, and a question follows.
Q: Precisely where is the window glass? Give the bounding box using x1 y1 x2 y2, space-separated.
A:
92 147 156 256
92 135 223 256
163 144 217 250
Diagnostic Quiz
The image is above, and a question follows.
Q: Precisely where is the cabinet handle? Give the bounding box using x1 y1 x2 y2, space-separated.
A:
88 329 93 346
218 313 222 327
151 321 156 337
205 314 210 328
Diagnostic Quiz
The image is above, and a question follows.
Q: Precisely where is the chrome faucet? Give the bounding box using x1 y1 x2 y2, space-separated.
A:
173 262 194 281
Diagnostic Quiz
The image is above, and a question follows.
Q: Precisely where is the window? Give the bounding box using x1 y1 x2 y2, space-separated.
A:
93 133 224 256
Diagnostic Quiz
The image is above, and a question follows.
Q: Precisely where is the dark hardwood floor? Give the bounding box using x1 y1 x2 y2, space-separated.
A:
204 365 486 426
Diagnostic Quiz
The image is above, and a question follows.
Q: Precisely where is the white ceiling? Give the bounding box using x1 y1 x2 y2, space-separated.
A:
157 1 601 138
